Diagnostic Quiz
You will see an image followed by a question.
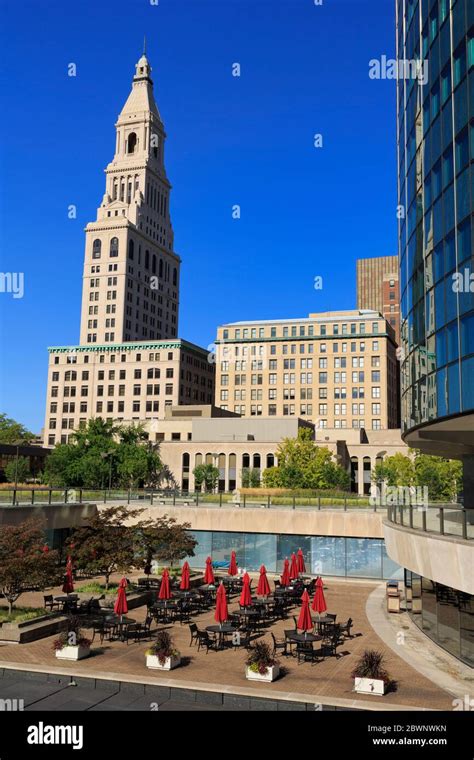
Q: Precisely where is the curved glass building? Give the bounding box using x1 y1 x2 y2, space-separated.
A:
397 0 474 464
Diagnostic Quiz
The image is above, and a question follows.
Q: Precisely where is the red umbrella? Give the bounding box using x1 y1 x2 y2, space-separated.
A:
312 576 327 614
158 568 172 600
289 553 299 580
114 577 128 620
204 556 215 585
62 555 74 594
257 565 271 596
280 558 290 587
180 561 190 590
297 548 306 574
239 572 252 607
297 589 313 633
214 582 228 625
228 550 238 576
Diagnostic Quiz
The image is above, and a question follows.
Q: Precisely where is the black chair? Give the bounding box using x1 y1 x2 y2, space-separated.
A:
140 615 154 641
292 615 298 630
196 630 218 654
124 622 142 645
176 600 192 625
296 642 320 665
77 597 94 615
320 626 343 658
232 626 252 651
189 623 199 647
44 594 60 612
327 613 337 622
271 632 288 657
284 629 296 656
91 620 106 643
339 618 353 638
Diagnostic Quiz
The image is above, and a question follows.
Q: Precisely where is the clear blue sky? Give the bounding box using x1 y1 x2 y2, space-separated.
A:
0 0 397 433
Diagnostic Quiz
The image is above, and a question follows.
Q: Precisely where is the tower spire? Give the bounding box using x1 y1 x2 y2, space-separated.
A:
143 34 146 56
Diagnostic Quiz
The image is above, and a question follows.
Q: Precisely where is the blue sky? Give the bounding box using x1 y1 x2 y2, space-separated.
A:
0 0 397 433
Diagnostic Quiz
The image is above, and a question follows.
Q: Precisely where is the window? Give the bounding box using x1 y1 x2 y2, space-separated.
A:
127 132 137 154
92 239 101 259
110 237 119 257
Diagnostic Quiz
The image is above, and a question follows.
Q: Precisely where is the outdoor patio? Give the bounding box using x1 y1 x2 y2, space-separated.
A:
0 572 455 710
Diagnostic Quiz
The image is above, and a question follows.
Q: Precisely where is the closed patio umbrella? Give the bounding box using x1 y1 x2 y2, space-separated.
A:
289 553 299 580
204 556 215 585
158 568 172 600
114 577 128 622
239 572 252 607
257 565 271 596
62 555 74 595
297 589 313 637
312 576 327 614
214 582 228 626
228 550 238 576
280 558 290 587
297 547 306 574
180 561 190 590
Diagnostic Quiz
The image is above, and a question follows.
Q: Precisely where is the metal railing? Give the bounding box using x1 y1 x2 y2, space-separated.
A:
0 488 378 511
386 503 474 540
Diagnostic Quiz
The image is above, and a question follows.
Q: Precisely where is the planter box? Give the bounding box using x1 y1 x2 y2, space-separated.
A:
0 614 68 644
146 654 181 671
246 665 280 683
56 644 91 661
354 677 386 696
99 590 151 611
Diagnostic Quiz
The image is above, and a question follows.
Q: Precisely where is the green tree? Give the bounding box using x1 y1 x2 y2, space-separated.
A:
135 516 197 570
0 519 59 614
193 463 219 492
67 505 144 589
0 414 34 444
262 429 350 490
371 453 415 488
4 456 30 484
241 468 261 488
414 453 462 502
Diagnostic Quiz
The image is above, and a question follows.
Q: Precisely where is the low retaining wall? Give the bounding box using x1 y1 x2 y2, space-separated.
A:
0 614 68 644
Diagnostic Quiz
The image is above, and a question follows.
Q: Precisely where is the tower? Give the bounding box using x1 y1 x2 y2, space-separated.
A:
79 53 180 345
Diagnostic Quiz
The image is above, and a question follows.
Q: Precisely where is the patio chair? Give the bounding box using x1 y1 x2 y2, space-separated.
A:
284 629 296 656
124 622 142 645
326 613 337 622
77 597 94 615
339 618 353 638
292 615 298 630
232 625 252 651
140 616 154 641
274 580 281 591
91 620 106 644
271 632 288 657
320 626 343 658
296 642 320 665
176 600 192 625
43 594 60 612
189 623 199 647
196 630 218 654
272 598 286 620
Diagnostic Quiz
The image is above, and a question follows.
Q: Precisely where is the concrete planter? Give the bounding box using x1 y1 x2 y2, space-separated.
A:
56 644 91 661
246 665 280 682
354 677 386 696
0 614 68 644
146 654 181 671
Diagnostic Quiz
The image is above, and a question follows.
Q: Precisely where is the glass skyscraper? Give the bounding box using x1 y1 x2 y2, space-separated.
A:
397 0 474 464
396 0 474 667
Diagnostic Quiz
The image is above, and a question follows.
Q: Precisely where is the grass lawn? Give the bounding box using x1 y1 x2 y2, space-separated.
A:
0 607 47 624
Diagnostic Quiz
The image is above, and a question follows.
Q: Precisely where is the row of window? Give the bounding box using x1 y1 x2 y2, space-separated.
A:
221 386 381 402
222 322 382 340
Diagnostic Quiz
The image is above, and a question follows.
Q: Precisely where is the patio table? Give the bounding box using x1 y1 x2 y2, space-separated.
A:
205 623 236 649
286 631 320 643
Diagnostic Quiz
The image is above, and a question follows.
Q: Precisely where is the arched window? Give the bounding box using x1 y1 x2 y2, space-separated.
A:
127 132 137 154
253 454 261 470
266 454 275 469
152 255 157 275
92 239 101 259
159 259 163 278
145 250 150 269
128 240 134 260
242 453 250 469
173 267 177 286
110 237 119 258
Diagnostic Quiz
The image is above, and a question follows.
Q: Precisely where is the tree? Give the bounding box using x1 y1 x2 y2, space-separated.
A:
261 429 350 490
371 453 415 488
43 418 163 488
193 464 219 492
4 456 30 484
135 515 197 570
0 519 59 614
66 505 144 590
414 453 462 502
0 414 34 444
241 468 261 488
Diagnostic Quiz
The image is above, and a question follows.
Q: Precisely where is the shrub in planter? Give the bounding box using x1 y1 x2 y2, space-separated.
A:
246 641 280 682
146 630 181 670
53 618 92 661
351 649 392 696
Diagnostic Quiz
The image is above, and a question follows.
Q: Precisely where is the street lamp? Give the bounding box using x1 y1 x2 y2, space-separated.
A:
212 452 219 494
100 451 114 492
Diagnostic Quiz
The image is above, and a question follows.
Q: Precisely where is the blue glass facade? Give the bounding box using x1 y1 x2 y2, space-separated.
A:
185 530 402 580
397 0 474 432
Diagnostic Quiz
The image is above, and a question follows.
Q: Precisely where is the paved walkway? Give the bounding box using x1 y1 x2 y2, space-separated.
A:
366 585 473 703
0 578 454 710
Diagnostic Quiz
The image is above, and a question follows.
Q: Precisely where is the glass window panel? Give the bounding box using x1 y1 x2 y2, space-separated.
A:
461 356 474 411
421 576 437 638
310 537 346 576
437 585 460 659
346 538 382 579
448 361 461 414
244 533 277 573
460 592 474 667
188 531 213 568
382 543 403 580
